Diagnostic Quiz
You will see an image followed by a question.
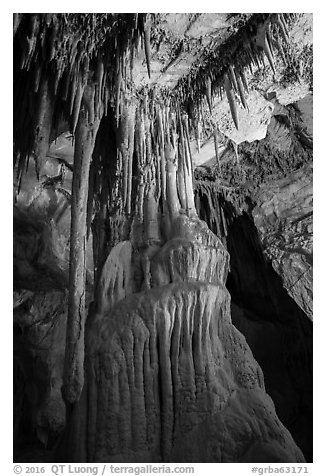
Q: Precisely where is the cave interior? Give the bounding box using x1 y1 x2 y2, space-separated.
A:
13 13 313 463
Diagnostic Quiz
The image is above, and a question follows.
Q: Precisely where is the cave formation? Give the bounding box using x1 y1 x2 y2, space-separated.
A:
13 13 313 463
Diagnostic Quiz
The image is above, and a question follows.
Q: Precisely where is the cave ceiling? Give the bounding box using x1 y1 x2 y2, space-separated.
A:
13 12 312 181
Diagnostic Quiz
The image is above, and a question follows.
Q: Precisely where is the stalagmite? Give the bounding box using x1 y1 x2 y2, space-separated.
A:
63 84 102 404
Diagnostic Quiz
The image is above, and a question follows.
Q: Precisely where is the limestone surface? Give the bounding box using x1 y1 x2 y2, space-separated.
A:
253 164 313 320
64 216 305 463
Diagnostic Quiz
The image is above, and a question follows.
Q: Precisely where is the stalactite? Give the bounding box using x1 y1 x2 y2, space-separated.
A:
126 103 136 215
278 14 289 41
219 200 228 237
205 76 212 113
235 68 249 111
155 142 162 201
176 111 189 213
228 65 238 94
83 84 96 125
255 27 276 74
143 185 160 245
165 136 180 220
115 56 122 126
63 84 103 404
24 36 37 70
135 108 146 222
231 139 240 165
276 36 288 65
130 44 135 82
239 68 249 94
13 13 22 37
33 77 54 178
72 80 85 134
69 38 79 74
195 119 201 153
95 56 104 115
33 63 42 93
224 73 239 130
86 159 96 240
119 107 129 211
213 127 221 171
182 114 190 174
265 24 274 59
182 115 196 216
69 74 77 115
143 14 151 79
157 108 166 202
48 22 59 62
144 113 153 177
177 143 188 212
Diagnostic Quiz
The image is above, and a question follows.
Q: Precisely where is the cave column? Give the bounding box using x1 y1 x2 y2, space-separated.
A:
63 84 103 404
165 135 181 221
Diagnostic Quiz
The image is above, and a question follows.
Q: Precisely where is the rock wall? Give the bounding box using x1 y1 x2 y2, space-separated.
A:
252 163 313 320
194 175 313 461
14 289 67 459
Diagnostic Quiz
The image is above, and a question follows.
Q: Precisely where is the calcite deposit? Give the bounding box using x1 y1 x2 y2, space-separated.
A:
61 214 305 463
13 13 312 464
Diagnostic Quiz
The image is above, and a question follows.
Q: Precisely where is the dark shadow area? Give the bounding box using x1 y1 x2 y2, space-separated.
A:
197 198 313 462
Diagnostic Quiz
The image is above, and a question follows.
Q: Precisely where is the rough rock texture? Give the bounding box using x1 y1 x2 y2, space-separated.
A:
194 158 313 460
14 290 67 454
191 14 312 167
62 215 305 463
252 163 313 320
14 136 94 288
13 136 94 455
224 212 312 461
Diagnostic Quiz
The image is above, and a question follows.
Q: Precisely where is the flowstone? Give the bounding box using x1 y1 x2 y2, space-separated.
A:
63 215 305 463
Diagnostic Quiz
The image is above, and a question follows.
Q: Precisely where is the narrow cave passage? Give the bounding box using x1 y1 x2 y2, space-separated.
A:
196 196 313 461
